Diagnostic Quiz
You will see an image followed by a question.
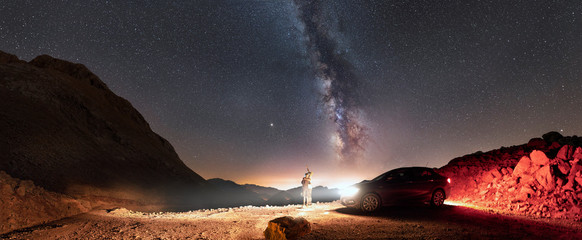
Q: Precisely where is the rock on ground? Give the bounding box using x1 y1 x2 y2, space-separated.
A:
264 216 311 240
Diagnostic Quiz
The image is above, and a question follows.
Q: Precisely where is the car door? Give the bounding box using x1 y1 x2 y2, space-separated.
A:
406 168 438 201
378 168 413 204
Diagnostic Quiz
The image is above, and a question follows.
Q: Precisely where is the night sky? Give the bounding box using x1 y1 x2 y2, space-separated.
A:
2 1 581 189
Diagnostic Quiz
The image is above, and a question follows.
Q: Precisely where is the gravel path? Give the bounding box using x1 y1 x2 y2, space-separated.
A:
2 202 581 239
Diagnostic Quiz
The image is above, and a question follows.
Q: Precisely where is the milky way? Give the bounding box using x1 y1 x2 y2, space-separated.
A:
2 0 582 189
293 0 368 165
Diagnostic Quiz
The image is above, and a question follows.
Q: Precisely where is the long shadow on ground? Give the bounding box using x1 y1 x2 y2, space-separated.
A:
333 205 582 240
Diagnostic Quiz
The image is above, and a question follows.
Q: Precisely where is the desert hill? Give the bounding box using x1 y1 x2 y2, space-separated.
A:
0 50 206 204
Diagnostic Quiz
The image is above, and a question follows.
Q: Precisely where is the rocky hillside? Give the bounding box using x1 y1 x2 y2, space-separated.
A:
0 171 93 234
0 51 206 205
438 132 582 220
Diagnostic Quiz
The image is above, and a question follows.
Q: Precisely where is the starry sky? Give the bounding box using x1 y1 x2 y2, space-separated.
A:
2 0 582 189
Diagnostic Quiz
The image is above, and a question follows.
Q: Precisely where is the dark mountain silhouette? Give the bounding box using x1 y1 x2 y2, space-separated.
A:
0 51 207 205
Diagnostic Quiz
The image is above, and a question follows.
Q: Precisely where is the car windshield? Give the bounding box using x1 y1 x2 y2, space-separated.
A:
370 172 388 182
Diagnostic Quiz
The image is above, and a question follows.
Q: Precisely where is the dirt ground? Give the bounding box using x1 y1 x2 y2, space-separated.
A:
2 201 581 240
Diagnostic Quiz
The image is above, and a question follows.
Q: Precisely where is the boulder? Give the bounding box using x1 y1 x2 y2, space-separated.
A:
556 178 564 188
557 161 571 176
563 180 575 191
482 172 495 183
14 185 26 197
513 156 532 177
527 138 547 149
549 142 562 150
490 168 503 179
506 167 513 175
501 168 509 176
530 150 550 166
519 174 536 186
574 147 582 159
567 160 582 187
516 185 535 201
542 131 563 144
534 165 555 191
559 136 582 147
264 221 286 240
575 177 582 187
264 216 311 240
556 145 574 160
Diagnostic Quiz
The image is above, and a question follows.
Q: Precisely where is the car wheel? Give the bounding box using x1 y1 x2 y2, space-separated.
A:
431 189 445 207
361 193 380 212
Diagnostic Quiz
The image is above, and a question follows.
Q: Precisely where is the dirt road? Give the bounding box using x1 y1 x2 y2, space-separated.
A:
2 202 581 239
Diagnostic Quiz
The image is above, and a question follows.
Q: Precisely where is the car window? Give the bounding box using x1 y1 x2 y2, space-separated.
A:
385 169 410 182
412 169 433 181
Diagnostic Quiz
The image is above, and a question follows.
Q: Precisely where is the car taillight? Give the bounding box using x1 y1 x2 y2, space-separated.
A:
447 178 451 184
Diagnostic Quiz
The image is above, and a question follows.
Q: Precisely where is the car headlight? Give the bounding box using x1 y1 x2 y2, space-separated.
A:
340 186 359 197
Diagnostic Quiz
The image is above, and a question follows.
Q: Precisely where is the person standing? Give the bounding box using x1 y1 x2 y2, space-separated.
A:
301 168 312 206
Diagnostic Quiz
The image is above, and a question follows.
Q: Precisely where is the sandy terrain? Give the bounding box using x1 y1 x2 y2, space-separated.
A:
2 201 581 240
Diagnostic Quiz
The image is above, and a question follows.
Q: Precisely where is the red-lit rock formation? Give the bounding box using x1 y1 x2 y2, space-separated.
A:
439 133 582 220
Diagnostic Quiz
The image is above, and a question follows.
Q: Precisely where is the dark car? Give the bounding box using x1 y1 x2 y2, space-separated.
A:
340 167 451 212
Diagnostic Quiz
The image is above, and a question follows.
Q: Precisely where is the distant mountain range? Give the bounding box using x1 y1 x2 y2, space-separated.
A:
207 178 340 207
